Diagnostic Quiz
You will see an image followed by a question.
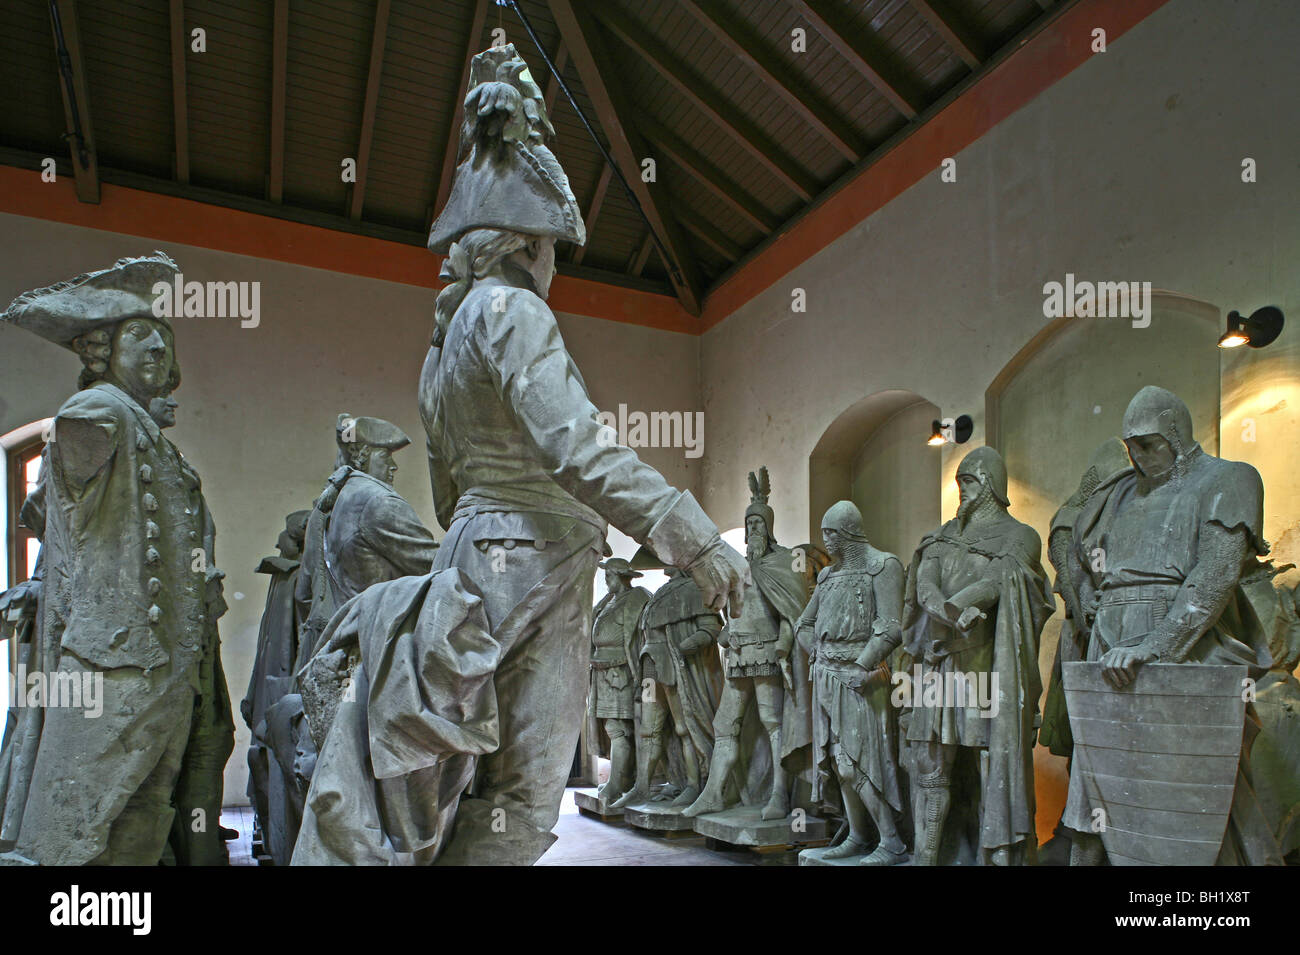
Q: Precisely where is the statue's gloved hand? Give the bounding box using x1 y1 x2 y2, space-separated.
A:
0 577 41 623
684 537 749 618
956 605 987 632
1099 643 1158 688
678 631 710 654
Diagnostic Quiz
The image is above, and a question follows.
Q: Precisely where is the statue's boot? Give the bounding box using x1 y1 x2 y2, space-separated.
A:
821 836 869 860
760 731 790 821
598 735 634 805
913 782 950 866
858 844 909 866
670 744 702 807
683 737 738 817
1069 832 1105 866
610 735 661 810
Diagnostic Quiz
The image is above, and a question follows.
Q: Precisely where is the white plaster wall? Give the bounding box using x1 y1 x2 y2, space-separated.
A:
0 214 701 806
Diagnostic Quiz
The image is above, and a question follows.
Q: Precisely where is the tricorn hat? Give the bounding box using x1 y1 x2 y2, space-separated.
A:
2 252 179 350
597 557 642 578
336 413 411 451
428 44 585 254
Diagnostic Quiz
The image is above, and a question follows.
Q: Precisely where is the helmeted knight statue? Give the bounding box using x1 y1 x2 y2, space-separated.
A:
797 501 907 865
293 43 747 866
685 466 811 821
585 558 651 806
1061 386 1288 865
612 557 724 810
901 446 1053 866
0 252 234 865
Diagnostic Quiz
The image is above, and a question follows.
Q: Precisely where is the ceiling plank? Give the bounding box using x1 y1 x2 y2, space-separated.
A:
674 202 743 262
639 115 778 234
48 0 99 203
267 0 288 202
785 0 925 119
676 0 861 163
908 0 985 69
571 162 611 266
433 0 490 221
348 0 391 221
589 3 818 202
543 39 568 115
627 231 653 277
168 0 190 183
549 0 703 314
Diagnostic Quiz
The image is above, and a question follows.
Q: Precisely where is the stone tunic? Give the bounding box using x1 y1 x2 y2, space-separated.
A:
798 556 903 809
588 585 650 720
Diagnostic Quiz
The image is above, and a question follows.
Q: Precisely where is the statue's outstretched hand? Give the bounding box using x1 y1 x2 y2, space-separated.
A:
686 538 749 619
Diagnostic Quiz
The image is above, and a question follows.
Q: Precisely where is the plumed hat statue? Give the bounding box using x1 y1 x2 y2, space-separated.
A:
428 43 586 255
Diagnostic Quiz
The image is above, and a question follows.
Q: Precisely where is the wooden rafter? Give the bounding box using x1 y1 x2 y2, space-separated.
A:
48 0 98 203
434 0 490 218
908 0 985 69
676 0 861 162
267 0 288 202
168 0 190 183
543 39 568 115
639 114 778 235
588 2 817 202
786 0 924 119
673 203 743 262
627 232 654 277
571 163 611 266
549 0 703 314
348 0 391 221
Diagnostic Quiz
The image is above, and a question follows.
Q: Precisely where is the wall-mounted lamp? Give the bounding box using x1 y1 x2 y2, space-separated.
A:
928 414 973 446
1219 306 1284 349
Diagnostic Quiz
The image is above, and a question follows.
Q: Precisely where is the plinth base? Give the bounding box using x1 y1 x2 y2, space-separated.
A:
692 805 829 852
623 801 697 836
574 787 626 823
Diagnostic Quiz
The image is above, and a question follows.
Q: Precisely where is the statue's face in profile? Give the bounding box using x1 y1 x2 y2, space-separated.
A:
605 569 626 594
1124 434 1176 483
277 528 301 560
110 318 172 400
821 526 842 560
149 395 178 429
365 447 398 486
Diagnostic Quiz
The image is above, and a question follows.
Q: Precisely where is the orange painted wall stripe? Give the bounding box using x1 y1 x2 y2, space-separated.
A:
0 167 699 335
700 0 1175 329
0 0 1170 337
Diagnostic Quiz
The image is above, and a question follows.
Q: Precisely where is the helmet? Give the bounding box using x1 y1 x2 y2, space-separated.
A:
820 500 868 541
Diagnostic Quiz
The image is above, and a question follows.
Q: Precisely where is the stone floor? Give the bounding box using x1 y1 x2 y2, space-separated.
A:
220 789 772 866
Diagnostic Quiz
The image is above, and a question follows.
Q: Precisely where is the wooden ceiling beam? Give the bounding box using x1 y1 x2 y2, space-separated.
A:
676 0 862 162
48 0 98 203
168 0 190 183
638 115 778 234
543 39 568 115
673 202 743 262
627 231 654 277
433 0 490 220
785 0 925 119
348 0 391 221
908 0 985 69
588 2 818 201
267 0 288 202
549 0 703 314
571 162 611 266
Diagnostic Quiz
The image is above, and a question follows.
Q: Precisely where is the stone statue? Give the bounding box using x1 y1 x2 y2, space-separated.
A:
584 558 651 806
685 466 810 821
612 560 724 810
148 391 237 867
296 413 438 668
901 446 1053 866
295 44 746 866
797 501 907 865
241 509 310 866
1060 386 1286 865
0 253 231 865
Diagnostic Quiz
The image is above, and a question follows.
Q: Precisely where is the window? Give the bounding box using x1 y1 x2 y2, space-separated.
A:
7 437 43 589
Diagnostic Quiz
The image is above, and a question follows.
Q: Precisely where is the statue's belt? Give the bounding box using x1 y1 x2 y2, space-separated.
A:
1098 581 1179 606
590 646 628 666
816 639 870 663
728 629 777 648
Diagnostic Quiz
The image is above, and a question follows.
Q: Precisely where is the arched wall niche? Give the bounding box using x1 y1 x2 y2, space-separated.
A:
808 389 941 563
983 290 1222 844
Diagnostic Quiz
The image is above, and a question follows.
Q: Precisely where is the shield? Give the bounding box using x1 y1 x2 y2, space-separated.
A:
1062 662 1247 866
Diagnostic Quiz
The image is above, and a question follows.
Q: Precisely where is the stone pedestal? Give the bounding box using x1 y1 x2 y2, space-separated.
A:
692 806 829 854
573 787 625 823
623 802 697 837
